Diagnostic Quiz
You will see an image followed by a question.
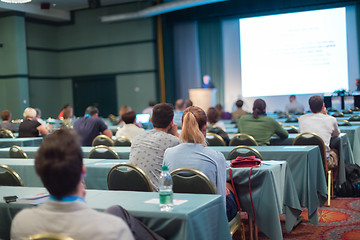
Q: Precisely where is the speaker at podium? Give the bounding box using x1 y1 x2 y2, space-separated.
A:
189 88 217 111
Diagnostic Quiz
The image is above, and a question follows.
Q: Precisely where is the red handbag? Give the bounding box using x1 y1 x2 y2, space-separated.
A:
230 155 261 167
228 155 261 224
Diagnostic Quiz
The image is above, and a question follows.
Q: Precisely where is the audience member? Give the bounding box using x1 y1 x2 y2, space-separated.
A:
284 95 304 114
116 111 145 140
238 99 288 145
73 106 112 146
185 99 193 108
0 110 18 132
231 100 248 123
299 96 340 168
118 105 132 127
129 103 180 191
142 100 155 116
173 99 185 126
61 106 74 128
11 129 163 240
216 104 232 120
163 106 237 221
35 108 52 132
58 104 71 120
207 107 226 131
19 107 48 138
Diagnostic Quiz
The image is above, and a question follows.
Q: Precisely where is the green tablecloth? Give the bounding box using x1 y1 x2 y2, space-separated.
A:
0 146 132 159
0 186 231 240
211 145 328 226
0 137 43 148
0 159 300 239
270 133 354 185
228 161 301 240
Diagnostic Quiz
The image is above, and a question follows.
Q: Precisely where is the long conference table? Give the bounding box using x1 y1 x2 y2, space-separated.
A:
0 144 327 226
0 137 43 148
0 186 231 240
0 159 300 240
210 145 328 226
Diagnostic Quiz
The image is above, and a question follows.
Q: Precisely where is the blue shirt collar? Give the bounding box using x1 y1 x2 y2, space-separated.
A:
49 195 85 203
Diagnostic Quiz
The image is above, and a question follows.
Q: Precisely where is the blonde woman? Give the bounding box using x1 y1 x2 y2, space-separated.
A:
163 106 237 221
19 107 48 137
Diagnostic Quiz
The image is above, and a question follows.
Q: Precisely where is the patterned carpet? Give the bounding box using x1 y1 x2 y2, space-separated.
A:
245 197 360 239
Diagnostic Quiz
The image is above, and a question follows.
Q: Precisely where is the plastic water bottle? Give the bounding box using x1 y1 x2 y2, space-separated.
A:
159 165 173 211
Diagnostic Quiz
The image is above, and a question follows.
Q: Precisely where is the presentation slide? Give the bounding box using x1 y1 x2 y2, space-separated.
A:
239 7 348 97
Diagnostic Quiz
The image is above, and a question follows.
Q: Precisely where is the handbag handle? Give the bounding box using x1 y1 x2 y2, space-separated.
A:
229 166 258 224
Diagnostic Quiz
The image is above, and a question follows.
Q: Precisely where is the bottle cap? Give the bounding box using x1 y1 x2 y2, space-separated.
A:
162 165 168 171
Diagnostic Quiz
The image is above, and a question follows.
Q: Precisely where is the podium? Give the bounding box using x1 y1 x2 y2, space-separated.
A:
189 88 217 111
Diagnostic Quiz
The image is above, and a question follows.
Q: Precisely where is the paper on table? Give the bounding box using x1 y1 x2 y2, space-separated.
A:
262 160 286 165
94 162 121 165
17 192 49 205
283 146 307 148
145 198 188 205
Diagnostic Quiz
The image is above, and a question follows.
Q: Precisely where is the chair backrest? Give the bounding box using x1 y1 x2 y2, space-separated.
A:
27 233 74 240
88 145 120 159
107 163 152 191
338 120 351 126
227 145 264 160
285 117 298 123
170 168 216 194
9 145 28 158
348 115 360 121
206 133 226 146
292 132 328 175
0 128 15 138
207 127 230 145
92 135 114 147
342 109 352 114
0 164 24 186
285 125 299 133
229 133 258 146
114 136 132 146
331 112 344 118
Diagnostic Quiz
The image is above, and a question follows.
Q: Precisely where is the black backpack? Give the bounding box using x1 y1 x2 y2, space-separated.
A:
335 163 360 197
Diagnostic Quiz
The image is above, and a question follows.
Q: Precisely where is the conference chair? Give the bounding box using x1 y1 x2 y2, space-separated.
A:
229 133 258 146
348 115 360 121
88 145 120 159
9 145 28 158
92 135 114 147
285 125 299 133
342 109 353 114
0 164 24 186
206 133 226 146
292 132 333 206
338 120 351 126
27 233 74 240
170 168 245 239
107 163 152 191
108 114 120 125
331 112 344 118
285 117 298 123
0 128 15 138
227 145 263 161
114 136 132 146
207 126 230 145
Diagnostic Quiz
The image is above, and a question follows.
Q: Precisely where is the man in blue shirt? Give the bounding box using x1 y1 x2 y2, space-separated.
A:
73 106 113 146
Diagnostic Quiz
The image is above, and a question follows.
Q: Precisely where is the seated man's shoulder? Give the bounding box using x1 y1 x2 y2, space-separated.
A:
12 204 133 240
